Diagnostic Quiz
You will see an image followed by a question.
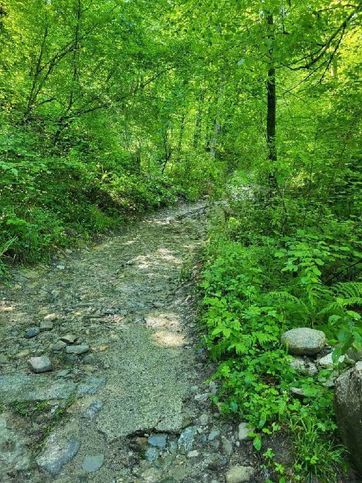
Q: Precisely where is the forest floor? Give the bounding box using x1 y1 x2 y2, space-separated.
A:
0 203 263 483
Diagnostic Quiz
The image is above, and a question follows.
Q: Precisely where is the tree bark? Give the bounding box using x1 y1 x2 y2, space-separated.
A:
266 14 277 163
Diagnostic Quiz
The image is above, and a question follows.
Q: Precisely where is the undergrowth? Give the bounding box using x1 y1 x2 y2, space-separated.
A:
200 183 362 482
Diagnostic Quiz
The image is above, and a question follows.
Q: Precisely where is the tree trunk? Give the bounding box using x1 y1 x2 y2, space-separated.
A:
266 14 277 163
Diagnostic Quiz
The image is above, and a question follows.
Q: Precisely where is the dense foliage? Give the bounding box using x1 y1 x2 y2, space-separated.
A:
1 0 361 480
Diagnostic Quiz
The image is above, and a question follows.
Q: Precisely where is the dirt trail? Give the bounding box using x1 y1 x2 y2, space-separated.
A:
0 203 259 482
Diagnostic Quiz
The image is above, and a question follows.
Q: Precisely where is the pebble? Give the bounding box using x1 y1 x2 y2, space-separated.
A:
25 327 40 339
178 426 197 452
187 450 199 458
65 344 89 355
82 454 104 473
61 334 78 344
44 313 58 321
226 465 256 483
52 341 67 352
290 357 318 376
208 430 220 441
199 414 209 426
145 446 159 462
148 434 168 449
83 400 103 420
317 352 345 369
221 436 233 456
28 356 52 373
238 422 252 441
40 320 54 331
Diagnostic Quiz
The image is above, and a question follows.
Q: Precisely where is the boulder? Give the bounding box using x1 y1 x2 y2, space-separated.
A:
281 328 326 355
335 361 362 475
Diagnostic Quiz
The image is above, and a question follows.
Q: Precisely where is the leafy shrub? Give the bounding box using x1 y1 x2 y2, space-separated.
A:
200 195 362 481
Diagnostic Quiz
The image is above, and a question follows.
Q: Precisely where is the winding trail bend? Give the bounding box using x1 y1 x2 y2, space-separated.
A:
0 203 259 483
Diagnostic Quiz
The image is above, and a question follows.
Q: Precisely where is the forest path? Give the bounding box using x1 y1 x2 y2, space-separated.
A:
0 203 259 482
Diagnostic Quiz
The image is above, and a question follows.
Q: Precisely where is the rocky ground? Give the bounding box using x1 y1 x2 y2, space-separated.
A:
0 203 265 483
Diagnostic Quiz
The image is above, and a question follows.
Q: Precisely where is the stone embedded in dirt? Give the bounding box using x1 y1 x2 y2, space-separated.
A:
221 436 233 456
145 446 159 462
317 352 345 369
178 426 197 452
281 327 326 355
238 422 253 441
65 344 89 355
199 414 209 426
52 341 67 352
28 356 52 373
77 376 106 396
187 450 199 458
335 361 362 474
0 414 31 478
25 326 40 338
82 454 104 473
36 432 80 476
208 429 220 441
61 334 78 344
83 400 103 420
44 313 58 321
40 320 54 331
148 433 168 449
225 465 256 483
290 356 318 376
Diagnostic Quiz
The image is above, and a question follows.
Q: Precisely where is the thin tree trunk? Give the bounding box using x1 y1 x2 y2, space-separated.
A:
266 14 277 163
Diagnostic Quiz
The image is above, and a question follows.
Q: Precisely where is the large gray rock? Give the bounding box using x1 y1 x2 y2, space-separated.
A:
281 328 326 355
335 361 362 475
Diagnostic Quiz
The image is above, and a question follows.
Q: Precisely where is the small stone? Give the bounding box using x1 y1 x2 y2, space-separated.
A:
28 356 52 373
317 352 345 369
199 414 209 426
148 434 168 449
65 344 89 355
40 320 54 331
82 454 104 473
61 334 78 344
178 426 197 452
25 327 40 339
52 341 67 352
56 264 65 270
281 328 326 355
290 357 318 376
238 422 252 441
226 465 256 483
221 436 233 456
145 446 159 462
208 430 220 441
16 349 31 359
187 450 199 458
83 400 103 420
44 313 58 321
